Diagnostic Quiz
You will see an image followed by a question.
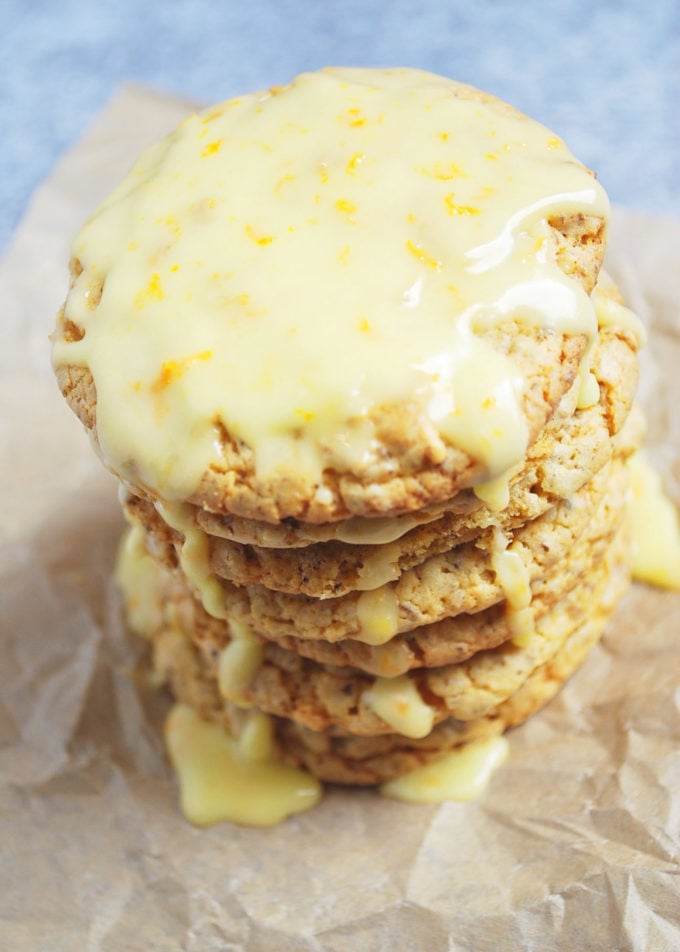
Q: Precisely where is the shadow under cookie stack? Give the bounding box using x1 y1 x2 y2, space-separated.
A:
52 68 645 823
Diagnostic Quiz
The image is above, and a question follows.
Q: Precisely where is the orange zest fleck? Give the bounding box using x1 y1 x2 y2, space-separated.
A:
134 273 164 308
406 240 441 271
346 152 366 175
201 139 223 157
335 198 357 218
343 107 367 127
418 161 466 181
201 106 227 124
245 224 276 245
444 194 481 216
275 173 296 194
150 351 213 393
163 215 182 237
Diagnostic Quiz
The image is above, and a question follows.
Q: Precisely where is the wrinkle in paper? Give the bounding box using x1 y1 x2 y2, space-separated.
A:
0 86 678 951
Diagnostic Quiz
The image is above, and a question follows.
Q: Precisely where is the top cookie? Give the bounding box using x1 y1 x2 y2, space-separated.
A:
52 67 609 523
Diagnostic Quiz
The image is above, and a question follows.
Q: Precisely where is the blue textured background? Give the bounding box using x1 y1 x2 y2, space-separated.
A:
2 0 678 252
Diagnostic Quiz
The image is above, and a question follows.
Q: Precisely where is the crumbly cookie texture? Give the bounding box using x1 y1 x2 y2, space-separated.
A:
152 522 625 734
194 337 639 551
172 498 626 678
150 527 630 784
133 451 627 645
124 325 640 599
54 313 594 524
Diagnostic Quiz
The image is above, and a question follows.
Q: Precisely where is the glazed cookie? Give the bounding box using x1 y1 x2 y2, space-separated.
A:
192 306 642 552
148 526 629 784
125 372 641 601
124 465 626 682
195 508 624 677
151 520 627 735
276 536 631 783
52 68 609 525
133 453 628 645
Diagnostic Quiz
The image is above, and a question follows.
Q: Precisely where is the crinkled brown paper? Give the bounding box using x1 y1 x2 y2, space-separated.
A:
0 86 678 952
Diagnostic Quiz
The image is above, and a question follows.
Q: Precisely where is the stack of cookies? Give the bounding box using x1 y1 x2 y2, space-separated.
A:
52 68 644 809
118 275 642 786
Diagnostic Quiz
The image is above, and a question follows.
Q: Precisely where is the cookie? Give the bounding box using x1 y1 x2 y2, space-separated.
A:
209 507 625 676
191 315 641 552
276 535 630 784
123 454 626 685
148 525 629 784
133 451 627 647
124 350 640 600
153 523 624 735
52 68 609 525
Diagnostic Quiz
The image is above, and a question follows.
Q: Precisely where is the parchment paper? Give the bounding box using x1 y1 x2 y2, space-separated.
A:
1 86 678 952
